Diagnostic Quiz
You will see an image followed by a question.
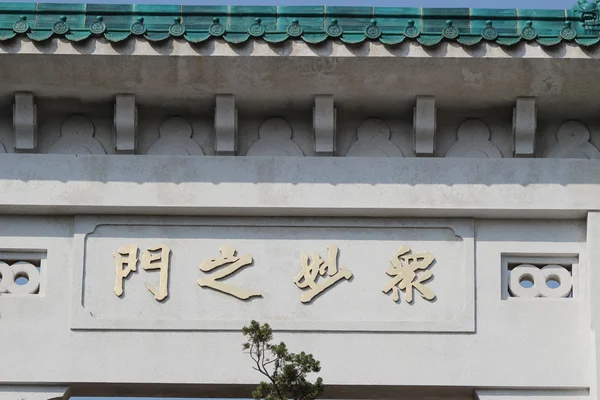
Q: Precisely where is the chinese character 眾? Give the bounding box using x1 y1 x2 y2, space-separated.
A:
382 245 435 303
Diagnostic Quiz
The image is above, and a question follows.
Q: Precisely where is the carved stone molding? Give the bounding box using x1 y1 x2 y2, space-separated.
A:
445 119 502 158
545 120 600 159
346 119 402 157
246 118 303 157
147 117 204 156
48 115 106 155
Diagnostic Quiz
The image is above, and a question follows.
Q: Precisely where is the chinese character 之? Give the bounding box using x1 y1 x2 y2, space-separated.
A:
198 246 262 300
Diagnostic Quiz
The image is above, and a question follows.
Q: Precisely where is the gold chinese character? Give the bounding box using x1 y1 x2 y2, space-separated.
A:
198 246 262 300
382 245 435 303
294 245 353 303
113 244 138 297
113 244 171 301
141 245 171 301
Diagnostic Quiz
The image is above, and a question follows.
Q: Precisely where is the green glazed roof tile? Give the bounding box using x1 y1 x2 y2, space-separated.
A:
181 5 228 15
0 2 596 47
373 7 421 18
422 7 469 18
181 5 228 30
36 3 86 13
276 16 323 33
278 6 324 16
134 4 181 14
229 6 276 32
326 6 373 17
517 8 566 20
0 3 37 12
85 4 133 14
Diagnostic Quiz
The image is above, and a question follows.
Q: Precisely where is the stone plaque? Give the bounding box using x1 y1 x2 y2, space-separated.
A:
71 217 474 332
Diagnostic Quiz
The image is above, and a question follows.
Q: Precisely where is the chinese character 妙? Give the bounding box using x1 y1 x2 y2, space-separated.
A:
294 245 353 303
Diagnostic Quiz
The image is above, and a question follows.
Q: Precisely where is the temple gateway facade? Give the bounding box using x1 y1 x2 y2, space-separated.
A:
1 2 600 400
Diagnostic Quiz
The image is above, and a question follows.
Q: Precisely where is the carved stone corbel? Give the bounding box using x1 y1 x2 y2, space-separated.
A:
513 97 536 158
114 94 137 154
413 96 436 157
13 92 37 153
214 94 237 156
313 95 336 156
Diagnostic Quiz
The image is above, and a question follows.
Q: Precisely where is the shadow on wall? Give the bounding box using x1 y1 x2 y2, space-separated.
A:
0 154 598 186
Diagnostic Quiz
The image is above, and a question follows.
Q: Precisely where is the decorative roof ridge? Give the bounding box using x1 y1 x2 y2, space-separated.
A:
0 2 598 48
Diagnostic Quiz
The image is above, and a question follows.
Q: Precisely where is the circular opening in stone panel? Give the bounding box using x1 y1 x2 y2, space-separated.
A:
14 272 29 286
546 275 561 289
519 275 534 288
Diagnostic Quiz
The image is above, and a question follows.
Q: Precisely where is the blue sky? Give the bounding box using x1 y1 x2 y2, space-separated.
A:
4 0 572 396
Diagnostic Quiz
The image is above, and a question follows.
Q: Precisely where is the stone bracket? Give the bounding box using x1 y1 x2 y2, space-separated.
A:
114 94 137 154
313 95 336 156
13 92 37 153
513 97 536 158
214 94 237 156
413 96 436 157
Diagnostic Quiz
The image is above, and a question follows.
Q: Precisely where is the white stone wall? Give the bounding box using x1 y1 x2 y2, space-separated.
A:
0 40 599 400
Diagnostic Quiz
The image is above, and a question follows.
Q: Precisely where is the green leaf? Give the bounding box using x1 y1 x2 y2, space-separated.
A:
243 320 324 400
